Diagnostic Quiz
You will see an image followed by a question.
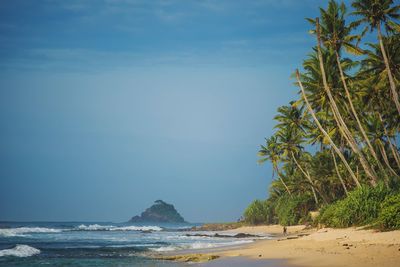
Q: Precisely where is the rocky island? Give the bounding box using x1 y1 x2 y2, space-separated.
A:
129 200 185 223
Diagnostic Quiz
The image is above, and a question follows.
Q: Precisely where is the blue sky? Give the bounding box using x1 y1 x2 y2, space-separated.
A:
0 0 351 222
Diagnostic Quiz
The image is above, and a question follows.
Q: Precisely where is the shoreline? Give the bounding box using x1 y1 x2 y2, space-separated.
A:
158 224 400 267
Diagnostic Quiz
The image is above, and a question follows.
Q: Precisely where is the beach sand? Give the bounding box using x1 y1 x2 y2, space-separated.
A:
198 256 289 267
213 225 400 267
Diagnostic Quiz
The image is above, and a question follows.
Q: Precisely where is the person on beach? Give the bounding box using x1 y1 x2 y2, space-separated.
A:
283 226 287 235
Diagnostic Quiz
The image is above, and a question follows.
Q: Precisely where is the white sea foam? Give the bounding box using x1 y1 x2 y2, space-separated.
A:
151 246 179 252
76 224 162 232
0 227 62 237
167 235 211 240
191 240 253 249
150 240 254 252
0 245 41 257
110 226 162 232
76 224 114 231
170 233 271 241
106 244 155 248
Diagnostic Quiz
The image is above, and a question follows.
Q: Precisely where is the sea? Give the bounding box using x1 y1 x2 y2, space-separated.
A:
0 221 266 266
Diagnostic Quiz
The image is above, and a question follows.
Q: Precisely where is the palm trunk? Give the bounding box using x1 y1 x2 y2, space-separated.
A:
377 24 400 116
377 140 399 178
274 165 292 196
356 165 359 181
315 18 378 186
388 136 400 169
376 141 395 188
330 102 381 185
334 50 384 172
331 103 392 182
391 135 400 167
310 186 319 205
290 152 320 204
296 69 361 187
331 149 349 196
306 169 329 204
378 112 400 169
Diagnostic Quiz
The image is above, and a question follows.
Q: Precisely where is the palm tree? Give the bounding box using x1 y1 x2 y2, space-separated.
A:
299 48 369 185
360 36 400 89
274 103 327 204
296 69 361 187
258 136 292 195
247 0 400 227
352 0 400 115
313 17 379 186
359 38 400 169
300 48 353 154
274 102 310 133
310 149 349 201
378 113 400 169
309 0 384 173
365 114 399 179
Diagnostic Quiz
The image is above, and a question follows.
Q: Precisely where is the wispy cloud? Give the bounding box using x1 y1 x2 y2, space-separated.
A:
0 0 322 73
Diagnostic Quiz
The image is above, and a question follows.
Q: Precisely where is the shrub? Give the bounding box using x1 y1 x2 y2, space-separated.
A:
275 194 314 226
318 184 390 227
377 193 400 230
244 200 273 225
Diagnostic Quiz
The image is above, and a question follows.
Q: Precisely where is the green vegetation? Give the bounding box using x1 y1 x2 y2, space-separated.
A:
275 194 314 226
377 193 400 230
317 184 391 227
244 200 275 225
244 0 400 230
244 195 315 226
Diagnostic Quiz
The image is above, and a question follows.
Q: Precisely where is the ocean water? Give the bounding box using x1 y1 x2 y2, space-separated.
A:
0 222 264 266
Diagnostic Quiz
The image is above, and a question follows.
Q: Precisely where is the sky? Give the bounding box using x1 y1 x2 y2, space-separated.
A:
0 0 353 222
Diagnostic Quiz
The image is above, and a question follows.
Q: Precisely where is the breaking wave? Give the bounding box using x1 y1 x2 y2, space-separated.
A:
150 240 253 252
0 245 41 257
0 224 162 237
0 227 62 237
75 224 163 232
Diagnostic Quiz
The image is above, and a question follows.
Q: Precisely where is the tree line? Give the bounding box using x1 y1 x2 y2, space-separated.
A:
244 0 400 230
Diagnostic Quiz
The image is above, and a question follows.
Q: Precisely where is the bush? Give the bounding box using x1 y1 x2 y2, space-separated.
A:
275 196 299 226
244 200 274 225
376 193 400 230
317 203 340 226
318 184 390 227
275 194 314 226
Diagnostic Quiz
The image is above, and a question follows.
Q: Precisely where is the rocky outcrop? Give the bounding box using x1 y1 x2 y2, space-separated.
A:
184 233 262 238
129 200 185 223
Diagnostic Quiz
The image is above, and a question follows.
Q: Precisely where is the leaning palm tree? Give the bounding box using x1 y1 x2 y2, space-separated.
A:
308 0 384 173
313 17 379 185
274 103 326 204
359 38 400 169
277 126 326 204
331 149 349 195
352 0 400 115
360 36 400 87
299 48 369 185
296 69 361 187
258 136 292 195
274 101 310 134
365 114 399 178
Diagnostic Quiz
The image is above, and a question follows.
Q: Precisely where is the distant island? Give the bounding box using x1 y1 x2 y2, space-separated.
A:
129 200 185 223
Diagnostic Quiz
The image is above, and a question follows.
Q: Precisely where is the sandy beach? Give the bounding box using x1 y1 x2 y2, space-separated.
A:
209 225 400 267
